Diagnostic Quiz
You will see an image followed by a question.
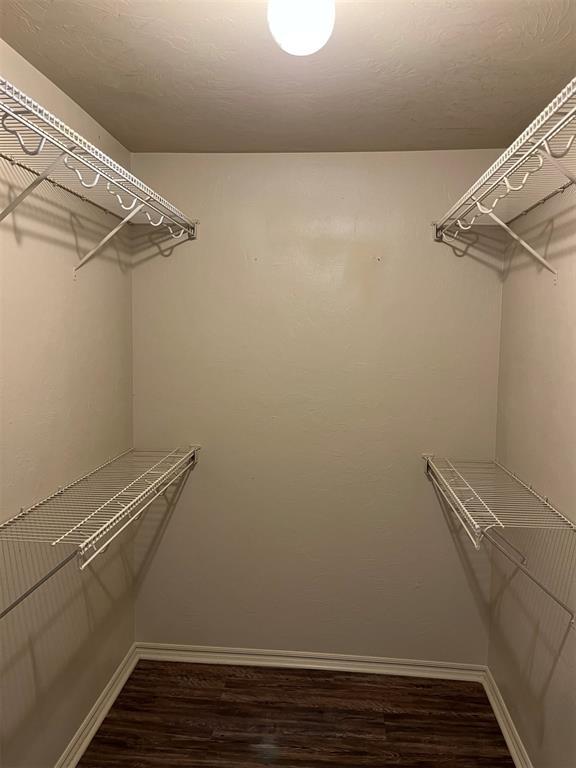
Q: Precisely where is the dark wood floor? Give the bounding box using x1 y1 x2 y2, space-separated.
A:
79 660 515 767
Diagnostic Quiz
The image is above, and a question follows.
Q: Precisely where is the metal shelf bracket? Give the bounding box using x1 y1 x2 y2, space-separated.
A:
0 151 66 222
483 530 575 627
75 201 146 271
473 199 557 276
538 139 576 185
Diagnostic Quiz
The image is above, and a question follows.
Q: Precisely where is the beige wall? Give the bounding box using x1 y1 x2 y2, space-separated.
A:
492 186 576 768
0 42 134 768
131 150 502 664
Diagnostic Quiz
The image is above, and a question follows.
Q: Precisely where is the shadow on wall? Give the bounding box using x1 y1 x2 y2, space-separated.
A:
501 193 576 277
432 488 493 630
0 160 189 271
0 472 190 768
130 223 191 267
439 225 509 276
489 527 576 745
431 485 576 753
0 539 132 768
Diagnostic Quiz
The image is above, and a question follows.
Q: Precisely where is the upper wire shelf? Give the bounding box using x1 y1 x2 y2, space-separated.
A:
435 76 576 276
0 77 198 269
0 446 198 619
426 456 575 624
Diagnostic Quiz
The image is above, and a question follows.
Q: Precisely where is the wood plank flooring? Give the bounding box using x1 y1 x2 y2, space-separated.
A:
78 660 515 767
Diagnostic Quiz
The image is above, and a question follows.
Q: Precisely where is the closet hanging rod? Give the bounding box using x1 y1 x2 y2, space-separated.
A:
434 76 576 253
0 77 198 267
425 456 575 626
0 98 182 229
0 152 135 219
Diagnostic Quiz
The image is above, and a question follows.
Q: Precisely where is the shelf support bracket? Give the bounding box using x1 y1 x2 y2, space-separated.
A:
0 152 66 223
473 199 557 276
487 528 527 565
0 550 77 621
484 530 575 627
537 147 576 185
75 201 145 271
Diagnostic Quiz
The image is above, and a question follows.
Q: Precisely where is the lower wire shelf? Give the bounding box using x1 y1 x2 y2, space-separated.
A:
0 446 199 619
425 456 576 626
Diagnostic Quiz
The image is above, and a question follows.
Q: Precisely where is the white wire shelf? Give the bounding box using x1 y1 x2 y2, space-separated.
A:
427 458 575 546
0 446 198 618
0 77 198 269
426 456 575 625
435 76 576 275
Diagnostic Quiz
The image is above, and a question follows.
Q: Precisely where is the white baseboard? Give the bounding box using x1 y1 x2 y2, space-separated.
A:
54 644 139 768
483 668 535 768
136 641 487 681
56 642 533 768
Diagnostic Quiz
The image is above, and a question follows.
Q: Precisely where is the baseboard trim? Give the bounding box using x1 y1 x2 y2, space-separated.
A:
56 642 533 768
136 641 487 682
54 643 139 768
483 668 534 768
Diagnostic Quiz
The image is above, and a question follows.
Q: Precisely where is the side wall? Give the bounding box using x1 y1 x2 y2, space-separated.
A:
492 186 576 768
0 42 134 768
132 150 502 665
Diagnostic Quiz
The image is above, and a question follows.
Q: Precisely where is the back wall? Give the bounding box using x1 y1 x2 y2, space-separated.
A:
131 150 501 664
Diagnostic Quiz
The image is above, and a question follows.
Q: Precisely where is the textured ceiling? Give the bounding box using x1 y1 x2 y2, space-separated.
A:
1 0 575 152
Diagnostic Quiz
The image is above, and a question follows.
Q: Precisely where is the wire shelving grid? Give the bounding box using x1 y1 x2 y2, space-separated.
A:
0 77 198 268
426 457 575 624
0 447 198 571
435 76 576 275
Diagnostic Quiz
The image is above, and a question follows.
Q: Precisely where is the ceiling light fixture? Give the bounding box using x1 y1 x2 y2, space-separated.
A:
267 0 336 57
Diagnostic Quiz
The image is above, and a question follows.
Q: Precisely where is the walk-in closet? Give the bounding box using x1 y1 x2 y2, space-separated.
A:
0 2 575 767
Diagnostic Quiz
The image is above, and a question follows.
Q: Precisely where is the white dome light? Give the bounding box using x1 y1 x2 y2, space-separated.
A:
267 0 336 57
